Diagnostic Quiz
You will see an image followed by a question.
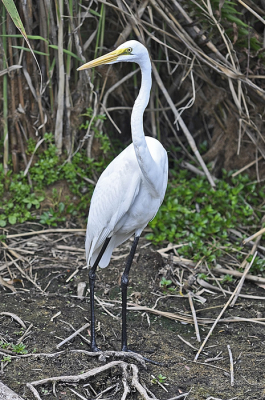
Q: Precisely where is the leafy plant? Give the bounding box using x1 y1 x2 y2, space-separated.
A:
0 131 109 227
147 169 265 264
198 273 209 282
0 341 28 355
160 277 172 288
1 355 11 363
188 0 263 53
221 274 234 284
0 341 10 349
11 343 28 355
151 374 167 384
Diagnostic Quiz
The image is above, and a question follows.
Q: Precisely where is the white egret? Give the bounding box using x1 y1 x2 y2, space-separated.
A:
78 40 168 352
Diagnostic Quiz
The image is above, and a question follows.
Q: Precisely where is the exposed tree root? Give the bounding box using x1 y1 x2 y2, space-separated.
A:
26 360 158 400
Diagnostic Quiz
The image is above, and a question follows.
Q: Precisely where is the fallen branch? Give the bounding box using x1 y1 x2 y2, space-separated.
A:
0 382 25 400
27 361 154 400
197 278 265 300
194 252 257 361
5 228 86 239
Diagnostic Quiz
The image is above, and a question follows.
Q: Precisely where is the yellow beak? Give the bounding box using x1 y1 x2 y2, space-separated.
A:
77 48 130 71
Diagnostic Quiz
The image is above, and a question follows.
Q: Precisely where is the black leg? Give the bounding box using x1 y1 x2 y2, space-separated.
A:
89 237 111 352
121 235 140 352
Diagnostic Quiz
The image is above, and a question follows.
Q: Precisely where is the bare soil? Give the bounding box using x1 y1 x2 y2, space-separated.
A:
1 226 265 400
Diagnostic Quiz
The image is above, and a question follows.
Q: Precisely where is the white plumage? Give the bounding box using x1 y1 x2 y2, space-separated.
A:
86 136 167 268
78 40 168 352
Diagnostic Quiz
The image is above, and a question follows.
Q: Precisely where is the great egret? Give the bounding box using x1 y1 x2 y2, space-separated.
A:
78 40 168 352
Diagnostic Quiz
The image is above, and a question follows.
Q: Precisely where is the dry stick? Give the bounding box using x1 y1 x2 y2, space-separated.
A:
151 374 168 392
197 278 265 300
151 62 216 188
5 228 86 239
115 0 149 47
177 334 198 351
205 261 226 297
238 0 265 25
243 226 265 245
0 312 27 329
157 248 196 266
127 302 265 325
1 241 24 260
95 383 118 399
97 0 265 100
150 0 265 101
0 381 26 400
232 156 263 177
131 364 158 400
56 323 90 349
60 321 90 345
17 323 33 345
98 68 140 131
188 292 201 342
230 239 260 307
191 360 228 373
94 294 120 320
212 267 265 285
68 388 88 400
172 0 228 65
227 345 234 386
0 276 16 292
194 251 258 361
5 253 44 293
0 351 66 359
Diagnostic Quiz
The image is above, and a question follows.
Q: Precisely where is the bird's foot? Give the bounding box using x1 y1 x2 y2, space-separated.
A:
91 343 101 352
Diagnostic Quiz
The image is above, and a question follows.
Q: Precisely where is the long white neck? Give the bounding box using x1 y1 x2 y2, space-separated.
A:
131 57 159 197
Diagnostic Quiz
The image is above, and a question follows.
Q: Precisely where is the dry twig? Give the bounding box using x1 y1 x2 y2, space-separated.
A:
194 252 258 361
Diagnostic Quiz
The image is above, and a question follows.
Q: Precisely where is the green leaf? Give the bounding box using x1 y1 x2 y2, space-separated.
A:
49 45 83 61
8 215 17 225
0 220 7 227
2 0 27 38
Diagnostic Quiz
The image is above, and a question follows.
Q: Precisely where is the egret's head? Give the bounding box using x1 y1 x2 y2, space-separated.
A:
77 40 149 71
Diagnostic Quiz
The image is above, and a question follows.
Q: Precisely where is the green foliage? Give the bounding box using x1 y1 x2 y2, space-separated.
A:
198 273 209 282
151 374 167 384
160 277 172 288
29 133 60 188
0 341 28 354
188 0 263 54
221 274 234 284
246 254 265 274
0 122 114 227
11 343 28 354
40 207 66 226
26 138 37 155
1 355 11 363
0 164 45 227
147 169 265 264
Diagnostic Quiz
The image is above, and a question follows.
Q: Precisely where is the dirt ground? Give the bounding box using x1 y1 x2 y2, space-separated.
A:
1 225 265 400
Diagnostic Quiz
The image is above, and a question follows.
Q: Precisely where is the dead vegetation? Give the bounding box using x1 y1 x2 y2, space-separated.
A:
1 0 265 180
1 226 265 399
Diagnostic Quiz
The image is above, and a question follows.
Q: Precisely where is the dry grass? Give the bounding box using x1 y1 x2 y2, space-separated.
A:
1 0 265 179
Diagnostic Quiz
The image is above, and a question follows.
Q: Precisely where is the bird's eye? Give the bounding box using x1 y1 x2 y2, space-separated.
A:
127 47 133 53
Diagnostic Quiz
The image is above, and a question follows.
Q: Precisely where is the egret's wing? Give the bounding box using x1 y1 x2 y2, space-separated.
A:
85 151 141 265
